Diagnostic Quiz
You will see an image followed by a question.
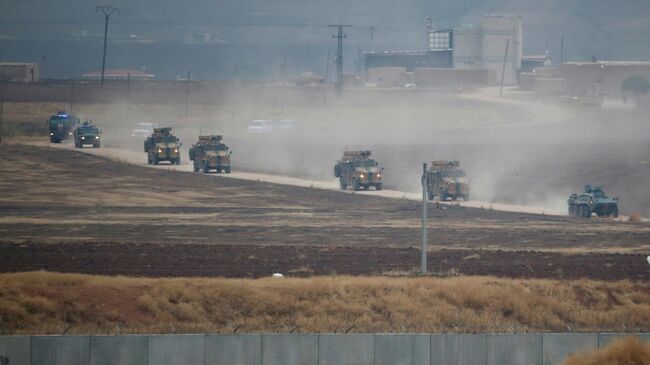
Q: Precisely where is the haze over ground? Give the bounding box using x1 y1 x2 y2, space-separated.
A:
2 0 650 78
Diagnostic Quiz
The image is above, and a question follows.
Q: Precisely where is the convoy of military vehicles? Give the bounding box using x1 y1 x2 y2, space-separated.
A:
334 150 384 191
45 112 625 219
144 127 182 165
189 135 232 173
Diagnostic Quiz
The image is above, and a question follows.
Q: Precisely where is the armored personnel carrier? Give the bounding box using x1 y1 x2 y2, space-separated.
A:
144 127 181 165
425 160 470 201
568 185 619 218
334 150 383 191
74 121 101 148
47 111 80 143
188 135 232 173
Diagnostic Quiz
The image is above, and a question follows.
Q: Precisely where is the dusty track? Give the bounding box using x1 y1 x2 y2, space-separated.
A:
45 142 573 217
1 144 649 280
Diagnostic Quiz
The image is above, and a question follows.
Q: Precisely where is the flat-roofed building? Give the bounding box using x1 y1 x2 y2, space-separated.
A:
0 63 39 82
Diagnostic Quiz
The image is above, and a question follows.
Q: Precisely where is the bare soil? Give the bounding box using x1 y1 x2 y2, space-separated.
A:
1 144 649 280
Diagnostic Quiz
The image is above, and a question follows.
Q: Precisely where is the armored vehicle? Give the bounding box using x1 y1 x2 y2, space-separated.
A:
425 160 470 201
144 127 181 165
334 150 383 191
47 111 80 143
74 121 101 148
188 135 232 173
568 185 619 218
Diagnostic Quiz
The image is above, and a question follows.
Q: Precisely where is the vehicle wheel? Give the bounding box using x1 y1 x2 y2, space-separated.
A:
216 168 222 173
94 142 100 148
375 183 383 191
352 179 361 191
153 156 159 165
193 162 199 172
568 204 573 216
339 177 347 190
224 166 231 174
176 157 181 165
147 156 152 165
610 205 619 218
203 162 210 173
583 206 591 218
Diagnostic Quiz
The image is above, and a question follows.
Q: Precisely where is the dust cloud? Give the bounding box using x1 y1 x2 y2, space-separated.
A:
82 82 650 216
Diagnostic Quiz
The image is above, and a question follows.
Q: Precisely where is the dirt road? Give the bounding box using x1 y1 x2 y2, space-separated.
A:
2 144 649 280
46 142 573 217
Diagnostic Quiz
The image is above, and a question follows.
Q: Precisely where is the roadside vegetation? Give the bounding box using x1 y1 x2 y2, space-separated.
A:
562 336 650 365
1 272 648 335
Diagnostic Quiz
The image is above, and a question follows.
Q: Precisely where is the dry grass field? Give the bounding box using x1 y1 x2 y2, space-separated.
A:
562 336 650 365
1 272 649 335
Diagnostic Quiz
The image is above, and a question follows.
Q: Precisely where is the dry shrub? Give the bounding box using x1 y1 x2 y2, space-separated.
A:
563 336 650 365
628 213 641 222
1 272 650 335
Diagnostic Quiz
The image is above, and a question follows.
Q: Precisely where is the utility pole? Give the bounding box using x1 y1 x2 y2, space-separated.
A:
184 71 191 126
232 62 238 124
0 77 4 144
499 39 510 97
368 26 375 52
421 163 428 274
560 36 565 64
281 52 287 114
126 72 131 131
69 79 75 114
323 50 331 104
96 5 119 87
328 24 351 95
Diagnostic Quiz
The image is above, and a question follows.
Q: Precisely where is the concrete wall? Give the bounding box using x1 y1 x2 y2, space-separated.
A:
0 333 648 365
414 68 496 87
560 62 650 97
0 336 31 365
90 335 148 365
319 334 373 365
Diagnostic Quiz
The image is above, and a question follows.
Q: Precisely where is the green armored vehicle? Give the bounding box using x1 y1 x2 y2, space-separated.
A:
144 127 181 165
334 150 383 191
74 121 101 148
425 160 470 201
47 111 80 143
568 185 619 218
189 135 232 173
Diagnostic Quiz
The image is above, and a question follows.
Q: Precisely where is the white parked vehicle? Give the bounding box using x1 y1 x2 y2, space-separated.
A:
247 119 273 133
132 122 155 138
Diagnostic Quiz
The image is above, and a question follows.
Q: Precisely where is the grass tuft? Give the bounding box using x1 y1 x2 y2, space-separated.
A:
562 336 650 365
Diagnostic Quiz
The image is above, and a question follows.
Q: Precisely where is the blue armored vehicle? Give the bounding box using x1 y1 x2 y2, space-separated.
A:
568 185 619 218
47 111 80 143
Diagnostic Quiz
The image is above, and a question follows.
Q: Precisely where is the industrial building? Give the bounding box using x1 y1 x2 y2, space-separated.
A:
364 15 522 87
0 63 39 83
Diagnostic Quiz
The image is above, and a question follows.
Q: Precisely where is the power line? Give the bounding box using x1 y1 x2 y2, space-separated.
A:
96 5 119 87
328 24 350 95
